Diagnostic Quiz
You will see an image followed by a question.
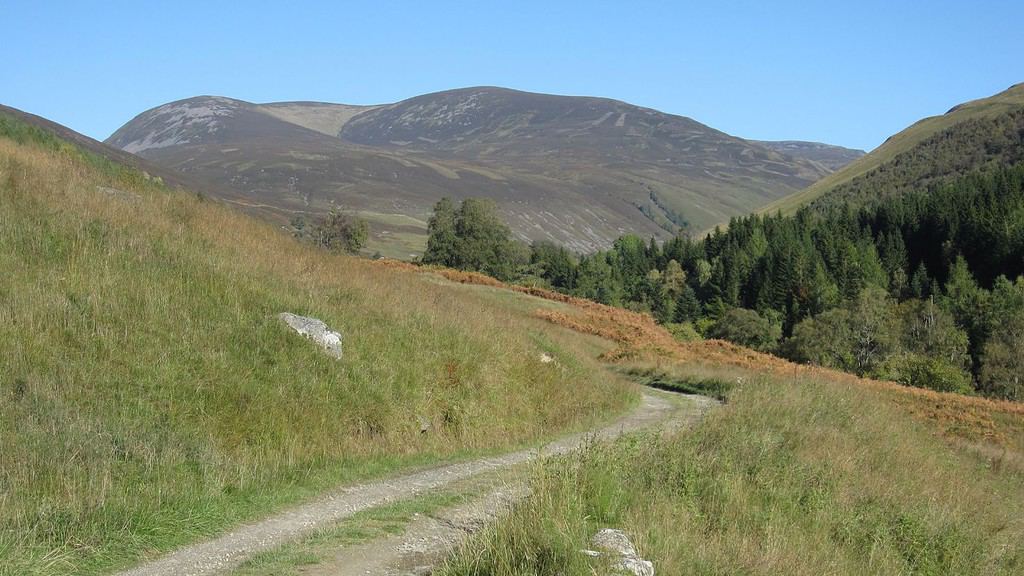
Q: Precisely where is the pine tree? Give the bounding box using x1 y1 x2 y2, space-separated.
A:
674 285 701 323
910 262 932 298
531 241 577 289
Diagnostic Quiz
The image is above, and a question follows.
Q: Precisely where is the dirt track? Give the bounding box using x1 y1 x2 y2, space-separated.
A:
116 389 716 576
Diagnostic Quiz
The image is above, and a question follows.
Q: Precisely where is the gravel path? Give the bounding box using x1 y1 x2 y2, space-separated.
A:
116 390 715 576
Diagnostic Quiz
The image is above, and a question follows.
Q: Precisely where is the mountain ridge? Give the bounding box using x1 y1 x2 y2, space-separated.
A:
105 87 860 257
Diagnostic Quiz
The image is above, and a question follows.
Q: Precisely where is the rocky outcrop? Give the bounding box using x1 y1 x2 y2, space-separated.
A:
278 313 343 359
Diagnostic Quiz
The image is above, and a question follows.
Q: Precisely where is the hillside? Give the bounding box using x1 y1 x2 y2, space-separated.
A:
105 88 846 257
0 108 634 574
0 104 210 194
764 82 1024 214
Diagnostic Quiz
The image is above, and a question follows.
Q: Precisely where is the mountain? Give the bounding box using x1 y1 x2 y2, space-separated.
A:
106 88 845 257
752 140 864 171
763 82 1024 214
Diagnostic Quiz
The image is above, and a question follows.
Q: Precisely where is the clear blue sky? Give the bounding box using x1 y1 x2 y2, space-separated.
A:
6 1 1022 151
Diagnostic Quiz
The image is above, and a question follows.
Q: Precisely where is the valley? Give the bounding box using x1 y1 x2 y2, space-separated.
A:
3 7 1024 572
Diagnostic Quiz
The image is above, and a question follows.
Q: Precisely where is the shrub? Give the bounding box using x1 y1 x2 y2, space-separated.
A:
694 316 717 338
877 353 974 394
706 308 781 352
663 322 701 342
309 208 368 254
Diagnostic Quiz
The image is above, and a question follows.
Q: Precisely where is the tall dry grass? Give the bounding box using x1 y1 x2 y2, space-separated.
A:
441 363 1024 575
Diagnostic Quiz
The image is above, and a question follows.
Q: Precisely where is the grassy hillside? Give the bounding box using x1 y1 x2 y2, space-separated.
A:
0 104 211 195
440 299 1024 576
442 364 1024 575
0 113 634 575
764 82 1024 215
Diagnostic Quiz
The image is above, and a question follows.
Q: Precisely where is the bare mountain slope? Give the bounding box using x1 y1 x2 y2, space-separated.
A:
753 140 864 171
257 101 379 137
107 88 843 257
339 87 831 188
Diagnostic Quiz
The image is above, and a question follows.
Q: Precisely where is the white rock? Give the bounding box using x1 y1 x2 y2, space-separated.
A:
619 556 655 576
278 313 343 359
540 352 555 364
592 528 638 557
589 528 654 576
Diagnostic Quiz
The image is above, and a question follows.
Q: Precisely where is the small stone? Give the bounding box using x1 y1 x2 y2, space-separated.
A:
539 352 555 364
417 415 432 434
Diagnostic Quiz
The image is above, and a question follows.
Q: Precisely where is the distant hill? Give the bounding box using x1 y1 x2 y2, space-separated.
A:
752 140 864 171
763 83 1024 214
105 87 848 257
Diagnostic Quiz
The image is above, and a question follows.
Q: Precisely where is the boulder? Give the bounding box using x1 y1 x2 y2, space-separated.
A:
278 313 343 359
586 528 654 576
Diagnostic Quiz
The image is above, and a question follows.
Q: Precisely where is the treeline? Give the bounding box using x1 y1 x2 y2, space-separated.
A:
422 165 1024 400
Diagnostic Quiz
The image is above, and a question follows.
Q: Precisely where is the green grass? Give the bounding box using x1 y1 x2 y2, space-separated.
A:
362 226 427 260
619 365 735 401
0 112 159 190
0 115 635 574
440 363 1024 575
